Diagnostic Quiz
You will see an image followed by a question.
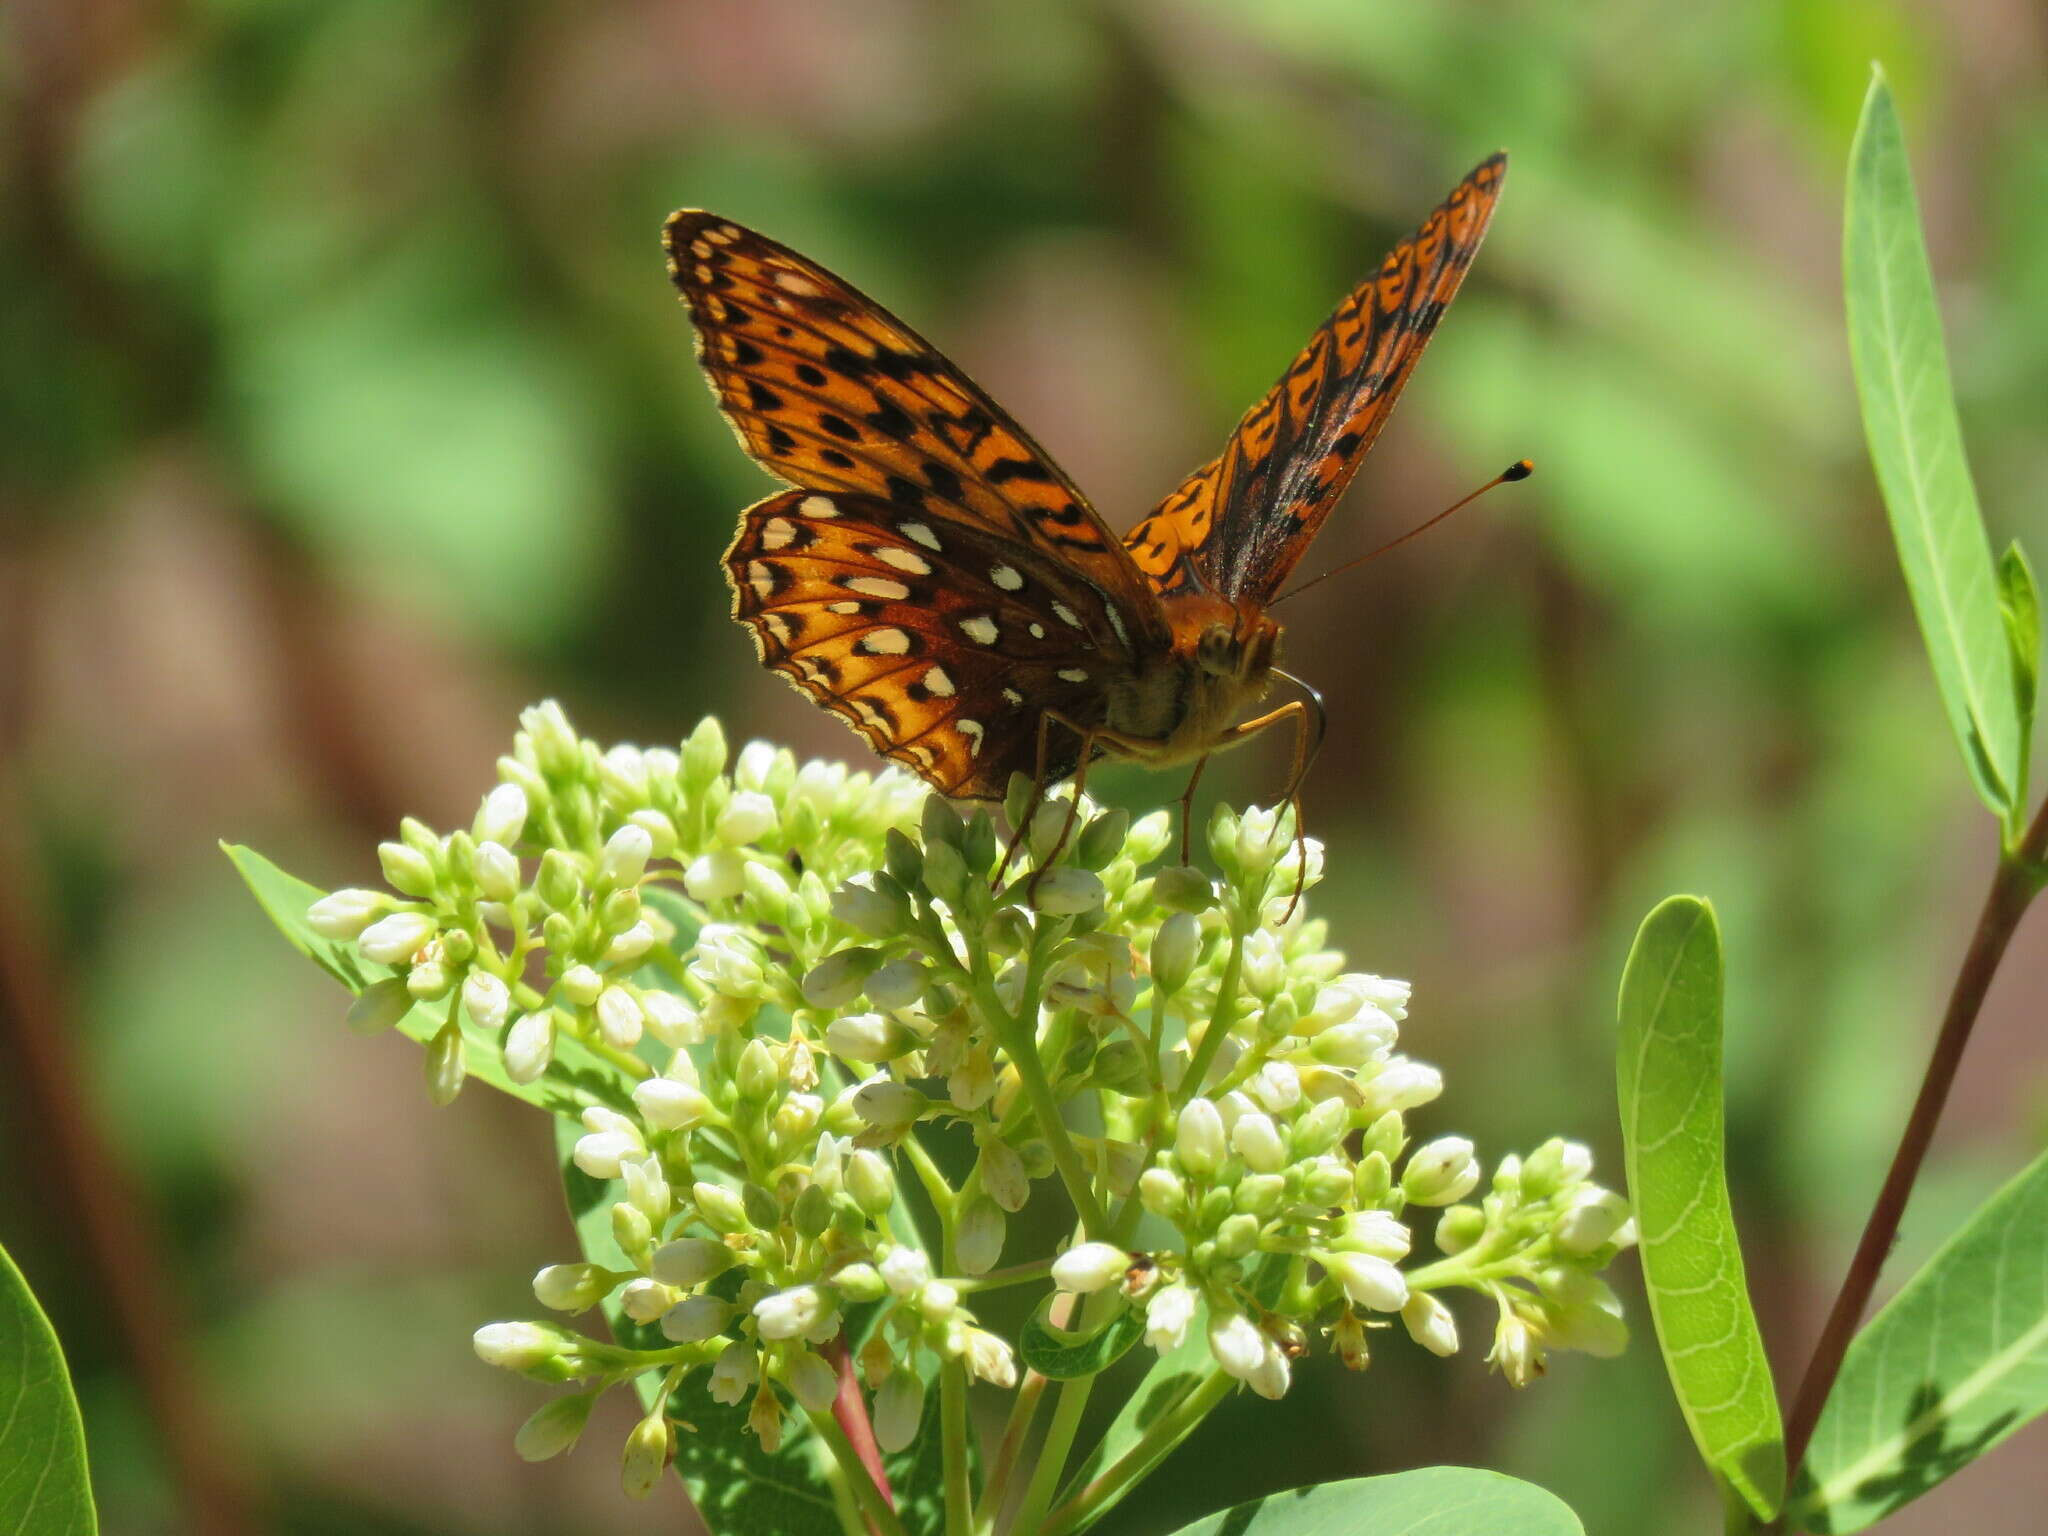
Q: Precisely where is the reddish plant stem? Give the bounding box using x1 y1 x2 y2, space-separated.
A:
826 1333 896 1525
1780 798 2048 1489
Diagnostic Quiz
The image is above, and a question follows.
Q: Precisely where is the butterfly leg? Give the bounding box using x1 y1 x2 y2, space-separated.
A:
1215 694 1323 920
1176 755 1211 865
1024 712 1104 904
993 709 1065 888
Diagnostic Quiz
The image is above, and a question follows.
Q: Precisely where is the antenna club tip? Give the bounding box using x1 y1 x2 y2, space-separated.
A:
1502 459 1534 482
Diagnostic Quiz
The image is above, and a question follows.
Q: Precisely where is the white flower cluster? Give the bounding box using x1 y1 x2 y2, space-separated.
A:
304 702 1634 1495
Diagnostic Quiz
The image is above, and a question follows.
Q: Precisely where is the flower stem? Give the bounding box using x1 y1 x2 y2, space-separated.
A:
1039 1366 1236 1536
808 1408 909 1536
941 1359 974 1536
1174 921 1247 1110
825 1335 895 1517
1778 797 2048 1490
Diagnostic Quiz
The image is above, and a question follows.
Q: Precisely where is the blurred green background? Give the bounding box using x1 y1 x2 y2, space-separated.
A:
5 1 2047 1532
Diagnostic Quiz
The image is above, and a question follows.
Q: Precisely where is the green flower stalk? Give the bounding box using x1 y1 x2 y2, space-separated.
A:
267 700 1634 1522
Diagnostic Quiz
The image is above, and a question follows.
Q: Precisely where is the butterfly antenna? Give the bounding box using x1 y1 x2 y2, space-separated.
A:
1271 459 1532 607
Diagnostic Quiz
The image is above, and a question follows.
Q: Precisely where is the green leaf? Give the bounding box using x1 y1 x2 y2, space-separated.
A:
1157 1468 1584 1536
1998 541 2039 805
1786 1142 2048 1531
1845 66 2021 817
1616 896 1784 1519
0 1244 98 1536
1019 1297 1145 1381
222 843 637 1118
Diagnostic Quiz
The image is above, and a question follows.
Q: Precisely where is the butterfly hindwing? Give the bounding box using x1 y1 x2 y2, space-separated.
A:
1126 153 1505 605
667 212 1171 654
726 490 1132 798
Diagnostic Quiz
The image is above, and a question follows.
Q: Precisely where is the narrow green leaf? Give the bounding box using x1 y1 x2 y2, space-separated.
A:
1019 1297 1144 1381
1845 66 2020 816
1158 1468 1583 1536
1787 1143 2048 1531
1616 897 1784 1519
0 1244 98 1536
223 842 637 1116
1998 541 2039 808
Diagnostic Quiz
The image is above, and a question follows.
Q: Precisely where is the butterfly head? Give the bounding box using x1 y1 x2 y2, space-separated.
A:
1186 597 1280 686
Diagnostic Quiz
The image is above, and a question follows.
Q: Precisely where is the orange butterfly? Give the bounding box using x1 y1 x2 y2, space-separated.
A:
665 154 1506 846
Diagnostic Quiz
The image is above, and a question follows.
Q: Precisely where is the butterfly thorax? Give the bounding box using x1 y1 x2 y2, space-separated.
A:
1102 593 1280 767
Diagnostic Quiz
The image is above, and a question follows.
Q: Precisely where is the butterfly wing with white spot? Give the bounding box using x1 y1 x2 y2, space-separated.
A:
726 490 1129 798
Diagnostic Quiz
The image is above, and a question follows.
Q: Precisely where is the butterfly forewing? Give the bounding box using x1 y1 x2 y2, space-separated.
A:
727 489 1128 798
666 211 1170 651
1125 153 1505 605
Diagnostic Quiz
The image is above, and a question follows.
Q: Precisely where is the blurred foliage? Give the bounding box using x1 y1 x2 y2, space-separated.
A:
5 1 2048 1533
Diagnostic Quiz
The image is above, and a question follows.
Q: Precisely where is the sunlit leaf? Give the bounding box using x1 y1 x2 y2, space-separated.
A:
0 1244 97 1536
1616 896 1784 1519
1155 1468 1583 1536
1845 67 2020 817
1787 1143 2048 1531
1997 541 2039 809
1019 1297 1144 1381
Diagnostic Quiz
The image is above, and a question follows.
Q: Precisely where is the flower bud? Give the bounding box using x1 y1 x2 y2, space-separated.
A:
1324 1251 1408 1312
685 850 748 902
1289 1096 1351 1159
1352 1151 1393 1205
1152 865 1215 913
964 1328 1016 1388
873 1369 924 1453
1144 1282 1196 1353
736 1038 782 1103
1231 1111 1288 1174
1403 1136 1481 1206
407 950 453 1001
358 911 438 965
880 1245 932 1298
308 888 386 939
515 1391 595 1462
503 1010 556 1084
378 840 440 899
1248 1339 1292 1401
1490 1313 1544 1388
559 963 602 1008
621 1407 675 1499
830 1262 887 1305
620 1279 677 1324
832 877 906 939
852 1077 926 1131
1150 911 1201 997
595 986 643 1049
461 969 510 1031
346 976 413 1034
753 1284 830 1341
628 808 679 859
1174 1099 1227 1177
824 1010 911 1063
1207 1310 1267 1381
1555 1188 1631 1254
693 1180 750 1232
1075 807 1129 869
1032 867 1104 916
748 1383 785 1453
535 849 582 912
682 716 727 789
1138 1167 1187 1219
1311 1017 1395 1068
1363 1059 1442 1115
864 957 926 1010
475 783 530 847
978 1138 1030 1213
533 1262 612 1312
473 1320 575 1375
661 1294 736 1343
955 1198 1005 1275
1401 1292 1460 1357
846 1148 896 1217
717 791 778 846
1051 1242 1130 1294
1435 1205 1485 1255
1333 1209 1412 1261
646 1236 728 1289
425 1018 466 1105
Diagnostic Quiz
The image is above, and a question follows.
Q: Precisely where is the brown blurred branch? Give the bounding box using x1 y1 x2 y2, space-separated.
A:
1778 795 2048 1499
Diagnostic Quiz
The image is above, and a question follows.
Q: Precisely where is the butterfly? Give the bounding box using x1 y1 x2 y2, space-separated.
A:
664 153 1506 844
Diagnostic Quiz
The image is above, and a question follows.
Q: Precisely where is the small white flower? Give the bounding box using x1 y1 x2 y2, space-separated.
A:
1051 1242 1130 1294
357 911 439 965
559 964 603 1008
595 986 644 1049
661 1294 735 1343
1231 1111 1288 1174
307 889 385 939
964 1328 1016 1388
734 739 779 789
503 1011 555 1083
1207 1310 1267 1381
1248 1060 1303 1114
784 1348 839 1411
619 1279 677 1323
461 969 511 1031
473 1321 559 1371
1490 1313 1544 1387
1145 1283 1196 1353
1401 1292 1460 1357
717 791 779 846
754 1284 830 1340
474 840 521 903
1310 1016 1397 1068
1032 867 1105 916
685 850 748 902
917 1280 961 1320
872 1370 924 1453
638 991 701 1047
607 921 657 965
852 1076 926 1130
1137 1167 1186 1218
474 782 530 847
1150 911 1202 996
1247 1338 1292 1400
632 1076 708 1131
825 1011 909 1062
572 1130 639 1179
598 824 653 889
864 957 925 1010
1324 1251 1408 1312
956 1199 1005 1275
1402 1136 1481 1206
620 1408 673 1500
533 1263 608 1312
1555 1188 1632 1255
948 1050 997 1111
621 1154 670 1222
710 1340 757 1405
1364 1058 1443 1115
879 1246 932 1297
